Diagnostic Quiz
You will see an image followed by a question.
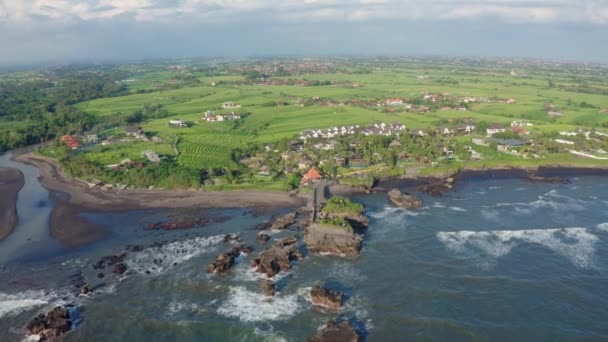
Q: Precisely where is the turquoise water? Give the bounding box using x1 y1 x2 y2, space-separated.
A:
1 153 608 341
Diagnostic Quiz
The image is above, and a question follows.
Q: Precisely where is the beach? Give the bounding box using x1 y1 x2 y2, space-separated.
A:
13 153 307 213
0 167 24 241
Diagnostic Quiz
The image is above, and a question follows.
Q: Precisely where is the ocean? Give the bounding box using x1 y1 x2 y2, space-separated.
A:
1 151 608 341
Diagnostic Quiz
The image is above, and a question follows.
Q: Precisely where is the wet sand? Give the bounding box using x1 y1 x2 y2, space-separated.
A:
14 153 308 213
0 167 24 241
48 192 112 248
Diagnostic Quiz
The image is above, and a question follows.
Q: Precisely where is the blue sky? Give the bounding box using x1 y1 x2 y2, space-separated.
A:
1 0 607 65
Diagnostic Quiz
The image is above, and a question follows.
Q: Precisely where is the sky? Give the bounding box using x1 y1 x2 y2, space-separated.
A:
1 0 607 66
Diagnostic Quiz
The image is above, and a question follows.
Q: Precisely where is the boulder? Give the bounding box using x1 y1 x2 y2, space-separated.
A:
307 320 360 342
304 224 362 257
79 284 91 295
310 286 343 311
93 253 126 270
260 280 276 297
26 306 73 341
113 263 127 275
257 233 271 244
251 235 304 278
387 189 423 209
270 212 298 230
207 244 253 274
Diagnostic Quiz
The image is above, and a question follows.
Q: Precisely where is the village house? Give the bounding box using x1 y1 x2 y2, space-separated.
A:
511 126 530 135
511 120 533 127
554 139 575 145
222 102 241 109
141 150 161 163
298 158 314 170
486 124 507 136
168 119 187 128
280 152 291 161
300 167 323 186
258 166 271 177
386 98 404 105
472 138 489 146
334 156 346 166
61 135 80 149
436 127 455 136
493 138 526 154
457 125 476 135
126 125 145 138
85 134 99 144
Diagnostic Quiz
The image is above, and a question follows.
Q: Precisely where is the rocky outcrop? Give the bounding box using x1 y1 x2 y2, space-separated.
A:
310 286 343 311
271 212 298 230
207 244 253 274
145 215 208 230
26 306 73 341
256 211 299 231
387 189 422 209
260 280 276 297
307 320 360 342
93 253 126 270
113 263 127 275
417 179 453 197
304 224 363 257
257 233 271 244
251 235 304 278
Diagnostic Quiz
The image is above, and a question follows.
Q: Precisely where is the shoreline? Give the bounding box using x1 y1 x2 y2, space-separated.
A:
13 153 308 213
334 164 608 197
0 167 25 241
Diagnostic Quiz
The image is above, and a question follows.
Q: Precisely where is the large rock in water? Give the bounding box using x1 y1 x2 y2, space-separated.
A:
208 244 253 274
251 235 304 278
260 280 276 297
307 320 360 342
310 286 343 310
304 224 363 257
270 212 298 230
387 189 423 209
26 306 73 341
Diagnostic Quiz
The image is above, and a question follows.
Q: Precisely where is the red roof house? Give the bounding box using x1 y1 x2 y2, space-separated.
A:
61 135 80 149
300 168 322 186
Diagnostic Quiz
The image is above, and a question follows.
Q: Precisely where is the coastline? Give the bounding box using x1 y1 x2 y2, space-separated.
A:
13 153 308 213
335 164 608 197
0 167 25 241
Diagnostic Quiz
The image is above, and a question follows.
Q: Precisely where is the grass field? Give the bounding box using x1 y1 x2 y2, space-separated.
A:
75 67 608 171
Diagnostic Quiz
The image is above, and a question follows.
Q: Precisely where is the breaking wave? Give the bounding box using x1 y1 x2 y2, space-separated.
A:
217 286 304 322
0 289 74 319
494 190 587 214
124 235 226 275
597 223 608 232
437 227 600 269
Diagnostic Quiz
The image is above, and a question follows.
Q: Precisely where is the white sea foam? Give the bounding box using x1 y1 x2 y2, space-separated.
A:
493 190 586 214
168 300 202 315
597 223 608 232
480 209 500 222
450 206 467 212
125 235 226 275
217 286 303 322
253 326 287 342
432 202 446 209
437 227 599 269
0 289 74 319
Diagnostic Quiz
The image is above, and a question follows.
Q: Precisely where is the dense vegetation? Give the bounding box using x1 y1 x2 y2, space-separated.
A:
0 67 128 152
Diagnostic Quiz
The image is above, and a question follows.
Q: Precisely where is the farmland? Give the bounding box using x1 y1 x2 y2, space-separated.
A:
73 61 608 177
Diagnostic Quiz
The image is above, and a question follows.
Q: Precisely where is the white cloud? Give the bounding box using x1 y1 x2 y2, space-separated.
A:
0 0 606 24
